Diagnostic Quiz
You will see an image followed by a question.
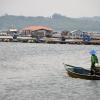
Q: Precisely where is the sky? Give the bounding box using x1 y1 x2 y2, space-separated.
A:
0 0 100 18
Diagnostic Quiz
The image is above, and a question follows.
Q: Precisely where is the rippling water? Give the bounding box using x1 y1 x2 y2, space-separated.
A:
0 42 100 100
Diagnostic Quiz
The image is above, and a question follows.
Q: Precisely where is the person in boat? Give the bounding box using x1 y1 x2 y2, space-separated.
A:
90 49 98 75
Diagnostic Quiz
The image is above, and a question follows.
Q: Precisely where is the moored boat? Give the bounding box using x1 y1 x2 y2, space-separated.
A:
64 64 100 80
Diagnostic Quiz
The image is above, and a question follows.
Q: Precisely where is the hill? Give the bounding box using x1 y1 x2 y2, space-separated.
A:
0 13 100 32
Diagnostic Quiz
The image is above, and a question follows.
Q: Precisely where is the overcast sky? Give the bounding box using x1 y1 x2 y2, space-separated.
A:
0 0 100 18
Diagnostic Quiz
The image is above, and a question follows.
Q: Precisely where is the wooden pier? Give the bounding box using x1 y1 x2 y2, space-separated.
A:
0 36 100 45
0 36 13 42
0 36 35 43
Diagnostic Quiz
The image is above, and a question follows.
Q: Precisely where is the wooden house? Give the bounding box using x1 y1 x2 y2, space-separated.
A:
20 26 53 37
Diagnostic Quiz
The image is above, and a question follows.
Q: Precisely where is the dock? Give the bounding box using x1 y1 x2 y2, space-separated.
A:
0 36 100 45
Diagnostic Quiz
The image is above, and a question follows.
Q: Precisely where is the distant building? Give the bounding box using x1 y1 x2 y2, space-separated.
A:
61 31 69 36
88 32 100 38
52 32 61 38
70 30 84 38
20 26 53 37
7 28 18 36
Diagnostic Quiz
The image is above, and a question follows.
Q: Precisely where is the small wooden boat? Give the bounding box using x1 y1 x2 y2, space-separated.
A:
64 64 100 80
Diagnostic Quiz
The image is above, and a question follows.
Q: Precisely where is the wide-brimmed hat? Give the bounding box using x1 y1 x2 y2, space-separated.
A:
90 49 96 55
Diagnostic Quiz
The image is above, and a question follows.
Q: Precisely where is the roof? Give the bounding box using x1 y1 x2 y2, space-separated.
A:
71 30 82 33
22 26 53 31
9 29 18 32
71 30 83 34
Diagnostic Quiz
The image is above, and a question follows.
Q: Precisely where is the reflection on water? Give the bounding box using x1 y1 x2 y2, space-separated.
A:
0 42 100 100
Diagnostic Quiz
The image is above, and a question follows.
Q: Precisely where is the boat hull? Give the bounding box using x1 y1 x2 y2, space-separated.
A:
65 64 100 80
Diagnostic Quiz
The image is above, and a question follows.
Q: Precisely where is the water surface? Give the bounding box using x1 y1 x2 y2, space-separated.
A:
0 42 100 100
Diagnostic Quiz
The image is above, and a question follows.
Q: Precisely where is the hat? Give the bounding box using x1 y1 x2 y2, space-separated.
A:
90 49 96 55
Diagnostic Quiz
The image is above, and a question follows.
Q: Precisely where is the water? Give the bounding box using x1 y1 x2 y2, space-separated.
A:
0 42 100 100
